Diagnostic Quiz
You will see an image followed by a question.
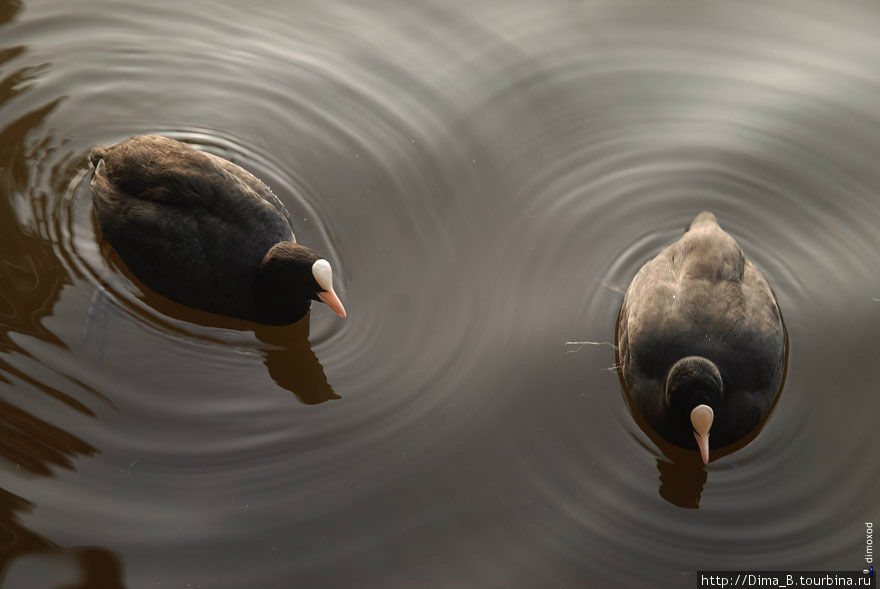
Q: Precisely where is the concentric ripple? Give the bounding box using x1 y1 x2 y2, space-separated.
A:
1 0 879 587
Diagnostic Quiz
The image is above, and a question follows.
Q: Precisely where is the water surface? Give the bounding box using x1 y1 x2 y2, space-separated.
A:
1 0 879 587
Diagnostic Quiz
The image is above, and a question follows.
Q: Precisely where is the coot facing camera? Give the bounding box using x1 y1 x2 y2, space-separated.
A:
89 135 346 325
617 212 786 464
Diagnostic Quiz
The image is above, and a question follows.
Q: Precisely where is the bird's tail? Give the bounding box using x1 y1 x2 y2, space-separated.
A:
689 211 719 230
89 145 109 168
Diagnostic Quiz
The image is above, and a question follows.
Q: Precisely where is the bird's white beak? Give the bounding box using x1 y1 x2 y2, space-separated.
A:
312 259 346 318
691 404 714 465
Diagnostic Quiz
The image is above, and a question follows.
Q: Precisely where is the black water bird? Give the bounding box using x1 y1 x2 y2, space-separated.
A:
617 212 785 464
89 135 346 325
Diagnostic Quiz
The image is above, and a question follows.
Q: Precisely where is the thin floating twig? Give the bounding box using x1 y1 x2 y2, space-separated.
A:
565 340 618 353
601 281 626 295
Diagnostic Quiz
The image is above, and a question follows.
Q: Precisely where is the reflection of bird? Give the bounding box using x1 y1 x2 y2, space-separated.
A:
617 212 786 464
89 135 346 325
258 317 341 405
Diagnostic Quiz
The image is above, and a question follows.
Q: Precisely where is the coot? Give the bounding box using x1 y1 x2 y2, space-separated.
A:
89 135 346 325
616 212 785 464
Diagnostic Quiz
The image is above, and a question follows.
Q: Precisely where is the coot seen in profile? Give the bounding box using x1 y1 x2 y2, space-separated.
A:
89 135 346 325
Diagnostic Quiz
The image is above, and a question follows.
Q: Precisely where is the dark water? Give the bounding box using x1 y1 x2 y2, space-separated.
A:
1 0 879 587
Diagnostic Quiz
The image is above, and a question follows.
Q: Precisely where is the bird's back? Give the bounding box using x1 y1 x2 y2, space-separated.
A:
89 135 294 320
90 135 293 236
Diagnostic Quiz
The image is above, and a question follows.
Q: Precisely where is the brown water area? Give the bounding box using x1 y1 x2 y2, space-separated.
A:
1 0 879 587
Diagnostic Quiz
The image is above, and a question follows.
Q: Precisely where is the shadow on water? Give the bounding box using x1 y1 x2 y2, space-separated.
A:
97 242 339 405
655 457 708 510
256 316 341 405
0 43 125 586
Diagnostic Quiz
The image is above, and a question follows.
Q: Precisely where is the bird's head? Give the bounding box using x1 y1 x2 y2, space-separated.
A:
257 242 346 324
665 356 723 465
